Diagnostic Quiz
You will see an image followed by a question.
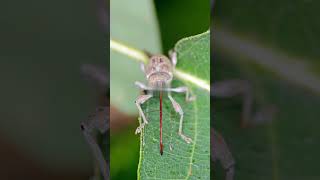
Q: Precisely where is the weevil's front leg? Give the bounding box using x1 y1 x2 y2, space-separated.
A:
166 86 196 102
211 129 235 180
135 81 153 91
168 95 192 143
135 94 153 134
80 106 109 180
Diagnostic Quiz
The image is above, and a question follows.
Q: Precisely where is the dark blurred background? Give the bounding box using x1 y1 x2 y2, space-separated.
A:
0 0 107 179
213 0 320 180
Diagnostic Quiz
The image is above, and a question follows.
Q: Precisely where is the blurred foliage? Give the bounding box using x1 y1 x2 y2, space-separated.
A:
213 0 320 179
155 0 210 52
214 0 320 65
0 0 106 176
110 126 140 180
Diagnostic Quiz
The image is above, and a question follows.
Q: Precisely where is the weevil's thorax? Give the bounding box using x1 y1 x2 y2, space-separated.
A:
145 55 173 88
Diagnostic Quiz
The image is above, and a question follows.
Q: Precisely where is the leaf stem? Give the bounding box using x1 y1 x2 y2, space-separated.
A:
110 39 148 64
110 39 210 92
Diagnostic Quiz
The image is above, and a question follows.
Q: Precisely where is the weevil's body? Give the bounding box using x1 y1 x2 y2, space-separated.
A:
145 55 173 88
134 52 195 155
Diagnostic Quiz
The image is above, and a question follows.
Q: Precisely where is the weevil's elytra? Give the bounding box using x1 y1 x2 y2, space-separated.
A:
134 52 195 155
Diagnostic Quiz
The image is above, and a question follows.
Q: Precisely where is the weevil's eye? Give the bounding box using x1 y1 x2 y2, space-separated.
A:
159 58 163 63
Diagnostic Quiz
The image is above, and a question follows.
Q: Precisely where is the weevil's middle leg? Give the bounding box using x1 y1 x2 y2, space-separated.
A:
135 94 153 134
168 95 192 143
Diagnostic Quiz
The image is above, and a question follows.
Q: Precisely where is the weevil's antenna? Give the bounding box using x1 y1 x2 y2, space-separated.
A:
143 50 153 59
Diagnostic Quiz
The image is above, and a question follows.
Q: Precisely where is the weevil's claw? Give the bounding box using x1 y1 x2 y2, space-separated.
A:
180 134 193 144
135 127 142 134
135 123 146 134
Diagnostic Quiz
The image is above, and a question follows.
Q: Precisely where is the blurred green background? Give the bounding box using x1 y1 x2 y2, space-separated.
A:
110 0 209 179
213 0 320 179
0 0 107 179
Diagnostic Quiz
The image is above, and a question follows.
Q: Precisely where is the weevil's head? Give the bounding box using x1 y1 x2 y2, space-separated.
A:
145 55 173 87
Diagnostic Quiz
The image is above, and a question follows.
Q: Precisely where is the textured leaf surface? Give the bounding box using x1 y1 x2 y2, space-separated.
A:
138 31 210 180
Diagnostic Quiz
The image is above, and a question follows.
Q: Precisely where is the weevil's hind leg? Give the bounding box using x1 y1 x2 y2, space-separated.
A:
80 109 109 180
167 86 196 102
211 129 235 180
168 94 192 143
135 94 153 134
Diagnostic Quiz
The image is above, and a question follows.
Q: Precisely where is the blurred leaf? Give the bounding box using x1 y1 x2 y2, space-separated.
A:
0 0 106 173
138 31 210 179
110 128 140 180
154 0 210 52
213 0 320 179
110 0 162 115
215 0 320 61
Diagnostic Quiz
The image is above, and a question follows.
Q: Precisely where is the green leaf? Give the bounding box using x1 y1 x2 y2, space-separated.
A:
110 0 162 115
138 31 210 180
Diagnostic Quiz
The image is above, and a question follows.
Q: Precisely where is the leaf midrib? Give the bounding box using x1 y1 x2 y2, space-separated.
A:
184 84 199 180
